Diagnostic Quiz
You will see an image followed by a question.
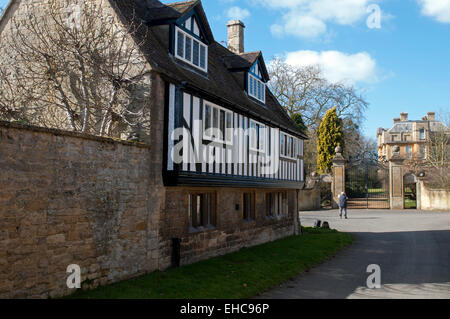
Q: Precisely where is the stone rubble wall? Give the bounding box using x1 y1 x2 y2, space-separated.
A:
0 122 159 298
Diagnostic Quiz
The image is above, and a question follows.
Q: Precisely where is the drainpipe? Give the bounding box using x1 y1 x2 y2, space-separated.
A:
296 189 303 235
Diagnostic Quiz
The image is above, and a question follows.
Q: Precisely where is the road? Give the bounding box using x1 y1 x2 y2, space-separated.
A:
259 209 450 299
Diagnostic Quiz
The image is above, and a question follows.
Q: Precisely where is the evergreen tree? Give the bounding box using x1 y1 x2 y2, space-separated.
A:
291 113 307 135
317 107 344 173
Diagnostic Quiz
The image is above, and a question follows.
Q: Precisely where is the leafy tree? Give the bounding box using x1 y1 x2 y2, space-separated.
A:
317 107 344 173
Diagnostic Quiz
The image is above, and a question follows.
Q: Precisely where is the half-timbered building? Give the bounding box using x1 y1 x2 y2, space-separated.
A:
0 0 308 269
122 0 308 266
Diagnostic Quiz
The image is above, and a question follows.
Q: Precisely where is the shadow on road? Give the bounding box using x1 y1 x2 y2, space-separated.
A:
260 229 450 299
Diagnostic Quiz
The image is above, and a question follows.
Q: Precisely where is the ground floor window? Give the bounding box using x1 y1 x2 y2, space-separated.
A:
243 192 255 221
266 192 288 218
189 192 216 231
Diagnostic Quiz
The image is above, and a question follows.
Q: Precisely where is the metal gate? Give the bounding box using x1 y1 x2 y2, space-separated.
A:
345 154 390 209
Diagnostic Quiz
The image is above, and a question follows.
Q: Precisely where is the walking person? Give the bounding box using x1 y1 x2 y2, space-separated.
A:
338 192 348 219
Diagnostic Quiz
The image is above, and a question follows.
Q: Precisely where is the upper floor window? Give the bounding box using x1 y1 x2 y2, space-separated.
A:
203 102 233 144
248 74 265 103
419 128 425 140
175 26 208 72
280 132 296 159
419 145 426 159
249 120 265 153
247 61 266 103
406 145 412 158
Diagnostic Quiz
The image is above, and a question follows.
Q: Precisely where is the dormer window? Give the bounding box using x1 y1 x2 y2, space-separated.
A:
247 61 266 103
174 13 208 73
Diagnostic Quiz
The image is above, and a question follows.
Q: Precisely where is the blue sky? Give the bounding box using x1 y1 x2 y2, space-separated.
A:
1 0 449 138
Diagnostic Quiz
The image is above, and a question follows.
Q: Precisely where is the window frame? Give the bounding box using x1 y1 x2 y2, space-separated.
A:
266 192 288 219
174 26 208 73
247 73 266 103
405 145 412 158
249 119 266 153
419 128 426 140
243 192 256 222
202 101 233 145
280 132 298 159
188 192 217 232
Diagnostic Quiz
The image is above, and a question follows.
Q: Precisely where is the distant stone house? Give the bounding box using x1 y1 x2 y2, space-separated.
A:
377 112 446 162
0 0 307 270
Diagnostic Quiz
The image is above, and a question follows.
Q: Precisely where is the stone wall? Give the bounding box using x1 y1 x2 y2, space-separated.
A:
0 122 159 298
159 187 297 268
298 186 321 211
417 181 450 211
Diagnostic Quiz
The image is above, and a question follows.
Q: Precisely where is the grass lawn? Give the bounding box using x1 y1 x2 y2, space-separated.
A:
66 227 353 299
404 198 417 209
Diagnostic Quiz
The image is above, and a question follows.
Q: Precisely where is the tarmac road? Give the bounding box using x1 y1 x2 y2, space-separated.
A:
259 209 450 299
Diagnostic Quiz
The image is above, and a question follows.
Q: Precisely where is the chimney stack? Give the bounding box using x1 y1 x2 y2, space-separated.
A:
400 112 408 122
227 20 245 54
427 112 435 121
393 118 401 124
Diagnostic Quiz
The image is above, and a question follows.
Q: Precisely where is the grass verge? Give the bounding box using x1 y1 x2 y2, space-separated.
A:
67 227 353 299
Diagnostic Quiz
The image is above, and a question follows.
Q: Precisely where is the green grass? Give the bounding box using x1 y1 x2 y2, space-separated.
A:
404 198 417 209
368 188 385 194
66 227 353 299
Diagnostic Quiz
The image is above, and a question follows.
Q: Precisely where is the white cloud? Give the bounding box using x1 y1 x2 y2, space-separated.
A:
226 6 251 21
272 13 327 38
255 0 384 39
418 0 450 23
284 50 377 85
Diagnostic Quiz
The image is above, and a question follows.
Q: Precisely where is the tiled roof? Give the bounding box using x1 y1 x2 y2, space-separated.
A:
166 1 199 14
112 0 306 138
223 51 270 80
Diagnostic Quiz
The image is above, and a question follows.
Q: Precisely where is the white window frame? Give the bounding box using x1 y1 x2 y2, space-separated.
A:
202 101 233 145
419 128 426 140
249 119 266 153
280 132 298 159
174 26 208 73
405 145 412 158
248 73 266 103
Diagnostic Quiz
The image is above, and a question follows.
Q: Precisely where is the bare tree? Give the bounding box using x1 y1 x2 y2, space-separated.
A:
0 0 151 140
268 58 368 131
268 57 369 173
405 111 450 189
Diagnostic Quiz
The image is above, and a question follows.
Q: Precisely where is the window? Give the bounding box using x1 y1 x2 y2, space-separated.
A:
280 132 296 158
203 102 233 144
248 73 265 103
419 145 426 159
189 193 216 231
406 145 412 158
175 26 208 72
243 193 255 222
266 192 288 218
419 128 425 140
249 120 265 152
